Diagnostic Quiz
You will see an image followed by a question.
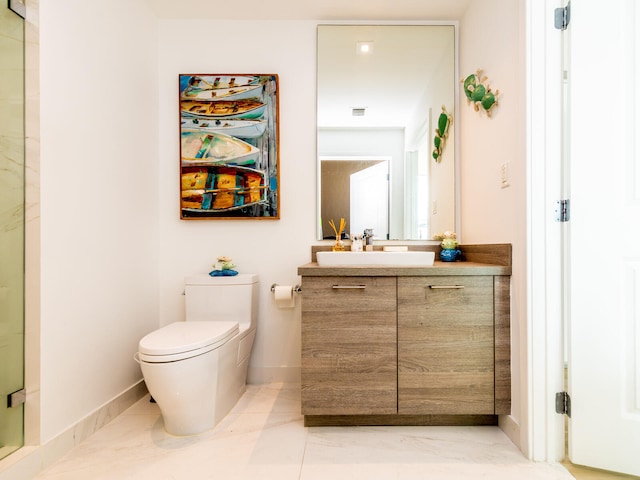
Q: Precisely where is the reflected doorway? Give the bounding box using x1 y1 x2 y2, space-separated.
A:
320 157 390 240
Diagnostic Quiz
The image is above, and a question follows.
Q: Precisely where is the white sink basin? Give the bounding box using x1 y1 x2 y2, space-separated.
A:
316 251 435 266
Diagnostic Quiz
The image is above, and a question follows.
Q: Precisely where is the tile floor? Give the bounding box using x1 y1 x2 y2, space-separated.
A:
33 383 577 480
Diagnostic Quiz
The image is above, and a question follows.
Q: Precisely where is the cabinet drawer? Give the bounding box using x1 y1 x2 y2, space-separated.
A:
301 276 397 415
397 276 495 415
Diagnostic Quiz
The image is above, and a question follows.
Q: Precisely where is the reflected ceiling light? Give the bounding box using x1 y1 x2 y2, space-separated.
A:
356 41 374 54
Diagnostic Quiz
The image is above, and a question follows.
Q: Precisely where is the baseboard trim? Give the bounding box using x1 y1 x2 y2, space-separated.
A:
499 413 521 449
0 381 148 480
248 366 301 384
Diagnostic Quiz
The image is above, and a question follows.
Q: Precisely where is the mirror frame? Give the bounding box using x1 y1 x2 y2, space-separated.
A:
316 21 461 243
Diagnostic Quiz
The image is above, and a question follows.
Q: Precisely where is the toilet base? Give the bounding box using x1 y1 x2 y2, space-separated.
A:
140 329 255 436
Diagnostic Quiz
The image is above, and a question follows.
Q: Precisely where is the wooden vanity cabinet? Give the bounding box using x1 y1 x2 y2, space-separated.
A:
397 276 494 415
301 276 397 415
299 252 511 424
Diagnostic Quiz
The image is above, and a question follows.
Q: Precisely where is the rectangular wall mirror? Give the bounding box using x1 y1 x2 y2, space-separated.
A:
317 24 458 241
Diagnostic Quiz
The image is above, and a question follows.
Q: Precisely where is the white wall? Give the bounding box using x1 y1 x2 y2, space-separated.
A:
156 20 317 383
459 0 527 450
39 0 159 442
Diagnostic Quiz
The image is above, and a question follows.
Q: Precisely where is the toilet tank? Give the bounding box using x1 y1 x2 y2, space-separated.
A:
184 273 259 331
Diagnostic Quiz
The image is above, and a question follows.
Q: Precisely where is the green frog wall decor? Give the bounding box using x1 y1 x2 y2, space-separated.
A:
432 106 452 163
461 69 499 117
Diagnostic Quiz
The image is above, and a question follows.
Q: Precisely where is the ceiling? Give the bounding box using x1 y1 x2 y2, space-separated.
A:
144 0 471 20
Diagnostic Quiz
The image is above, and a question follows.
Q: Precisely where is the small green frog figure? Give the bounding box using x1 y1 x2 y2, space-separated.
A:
462 69 499 117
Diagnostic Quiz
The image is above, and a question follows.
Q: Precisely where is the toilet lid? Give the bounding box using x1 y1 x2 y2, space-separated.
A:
138 321 238 363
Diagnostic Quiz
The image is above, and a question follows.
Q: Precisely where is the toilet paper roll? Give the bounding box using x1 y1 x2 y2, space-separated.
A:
274 285 295 308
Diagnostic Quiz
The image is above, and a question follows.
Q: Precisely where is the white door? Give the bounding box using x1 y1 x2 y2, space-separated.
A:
350 161 389 239
568 0 640 475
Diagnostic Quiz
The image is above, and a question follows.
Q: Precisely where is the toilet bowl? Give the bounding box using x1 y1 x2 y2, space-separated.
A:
135 274 258 436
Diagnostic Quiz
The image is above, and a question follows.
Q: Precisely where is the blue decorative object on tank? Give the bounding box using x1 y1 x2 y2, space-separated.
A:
440 248 461 262
209 269 238 276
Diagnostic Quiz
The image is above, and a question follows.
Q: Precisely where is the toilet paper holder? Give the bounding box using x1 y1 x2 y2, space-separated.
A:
271 283 302 294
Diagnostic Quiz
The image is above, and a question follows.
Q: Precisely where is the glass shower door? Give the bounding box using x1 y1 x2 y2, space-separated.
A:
0 2 25 460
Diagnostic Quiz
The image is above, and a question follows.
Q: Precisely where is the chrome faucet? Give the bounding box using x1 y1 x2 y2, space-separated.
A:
363 229 374 249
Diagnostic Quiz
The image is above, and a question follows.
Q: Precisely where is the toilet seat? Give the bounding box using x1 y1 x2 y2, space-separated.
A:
138 321 239 363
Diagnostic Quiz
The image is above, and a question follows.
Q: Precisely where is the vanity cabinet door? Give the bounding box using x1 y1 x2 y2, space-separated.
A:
301 276 397 415
397 276 495 415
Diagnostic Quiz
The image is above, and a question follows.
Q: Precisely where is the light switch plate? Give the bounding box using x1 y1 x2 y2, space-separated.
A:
501 162 510 188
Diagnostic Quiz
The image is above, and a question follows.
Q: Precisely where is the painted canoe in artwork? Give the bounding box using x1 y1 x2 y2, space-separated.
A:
181 75 260 94
180 118 267 139
181 130 259 166
181 84 263 101
180 99 266 119
181 165 266 212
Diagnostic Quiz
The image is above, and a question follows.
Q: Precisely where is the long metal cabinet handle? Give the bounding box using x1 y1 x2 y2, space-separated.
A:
428 285 465 289
332 285 367 289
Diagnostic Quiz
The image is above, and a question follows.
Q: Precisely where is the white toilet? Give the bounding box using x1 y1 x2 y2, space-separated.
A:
136 273 258 436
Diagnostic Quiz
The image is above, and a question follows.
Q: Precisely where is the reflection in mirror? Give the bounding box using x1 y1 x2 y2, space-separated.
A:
321 157 389 239
317 24 457 241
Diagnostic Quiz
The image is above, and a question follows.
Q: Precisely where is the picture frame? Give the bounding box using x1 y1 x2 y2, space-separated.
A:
179 74 279 219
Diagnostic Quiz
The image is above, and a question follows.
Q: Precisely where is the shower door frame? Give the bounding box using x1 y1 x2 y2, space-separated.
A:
0 1 26 461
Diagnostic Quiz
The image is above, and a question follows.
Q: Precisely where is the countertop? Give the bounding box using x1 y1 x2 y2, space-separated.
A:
297 261 512 277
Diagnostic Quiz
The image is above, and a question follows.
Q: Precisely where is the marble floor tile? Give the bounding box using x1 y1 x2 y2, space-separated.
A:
300 426 573 480
33 383 575 480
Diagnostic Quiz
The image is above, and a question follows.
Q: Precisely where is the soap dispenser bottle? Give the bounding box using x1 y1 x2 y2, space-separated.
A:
351 234 363 252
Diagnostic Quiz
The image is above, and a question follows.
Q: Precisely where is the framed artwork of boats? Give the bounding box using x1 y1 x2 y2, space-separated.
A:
179 74 280 219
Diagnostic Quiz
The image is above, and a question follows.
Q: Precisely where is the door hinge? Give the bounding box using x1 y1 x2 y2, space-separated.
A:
555 199 570 222
7 389 26 408
555 391 571 417
554 3 571 30
8 0 27 19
